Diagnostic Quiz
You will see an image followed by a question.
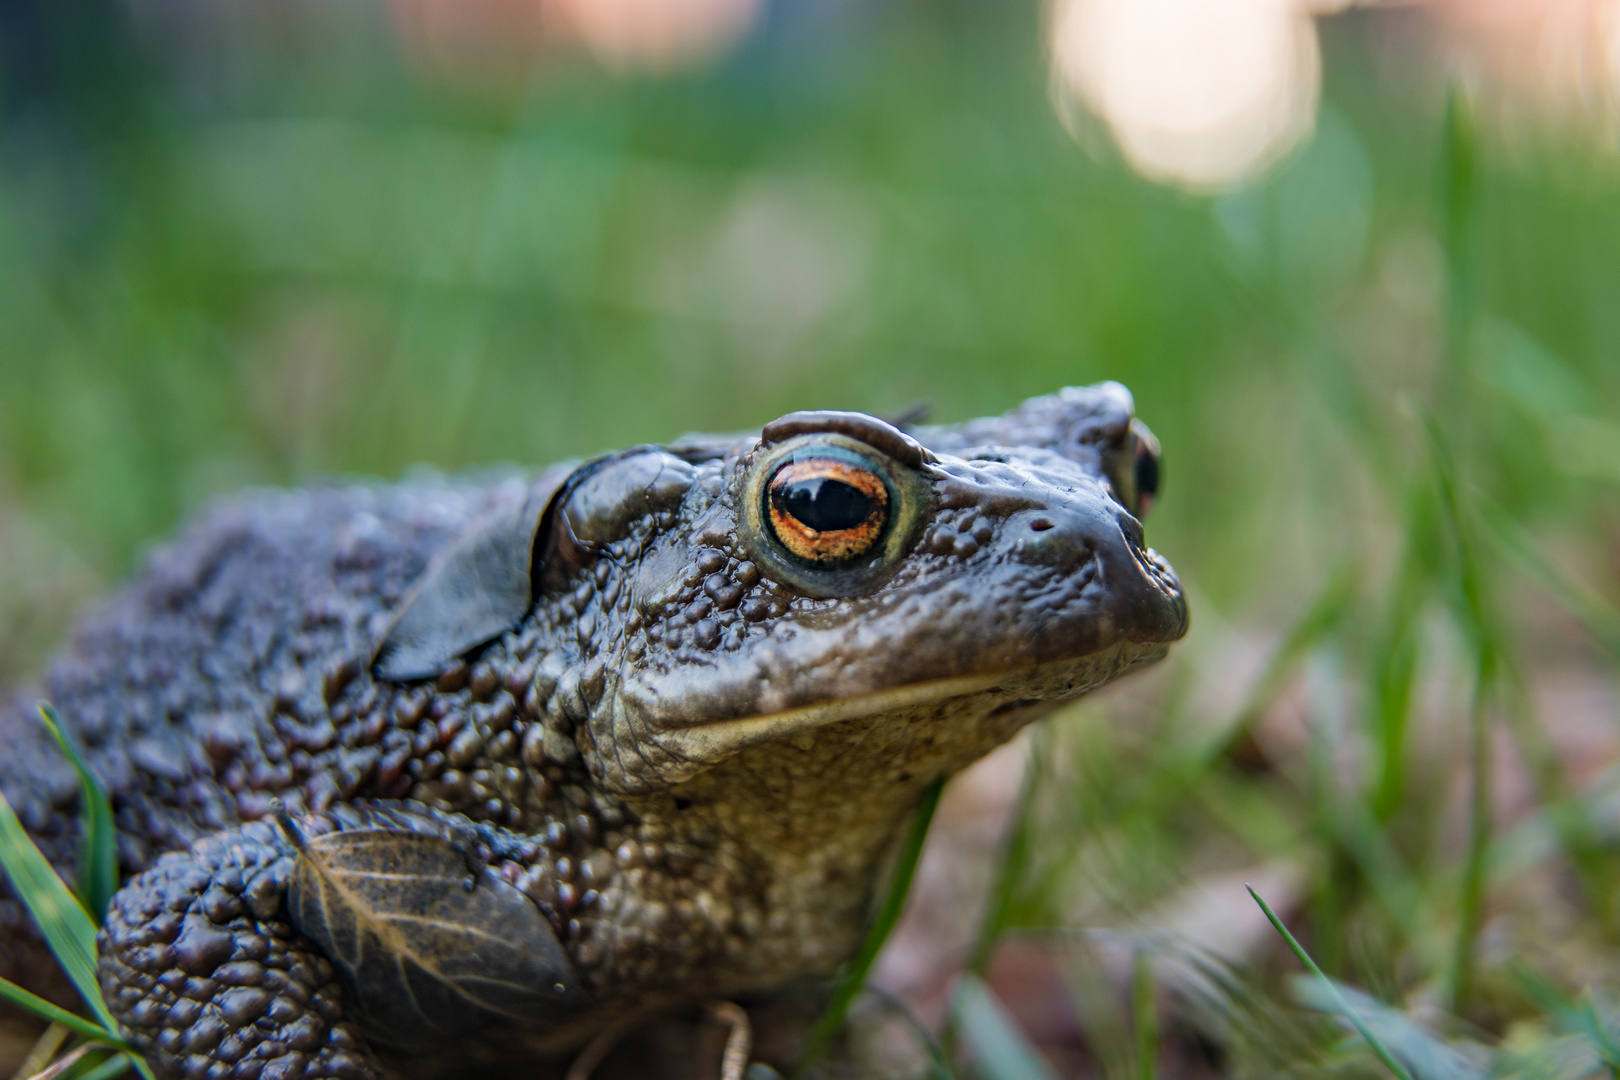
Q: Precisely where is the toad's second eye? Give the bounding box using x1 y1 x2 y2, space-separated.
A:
767 458 890 565
1131 419 1161 518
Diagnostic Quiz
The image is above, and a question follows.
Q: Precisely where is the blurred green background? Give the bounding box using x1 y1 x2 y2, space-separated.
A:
3 1 1620 1075
1 2 1616 651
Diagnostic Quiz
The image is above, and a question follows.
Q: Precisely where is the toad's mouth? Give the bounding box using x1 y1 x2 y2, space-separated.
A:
644 639 1167 772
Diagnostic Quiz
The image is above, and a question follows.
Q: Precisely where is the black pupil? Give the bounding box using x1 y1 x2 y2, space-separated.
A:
779 478 875 532
1134 444 1160 499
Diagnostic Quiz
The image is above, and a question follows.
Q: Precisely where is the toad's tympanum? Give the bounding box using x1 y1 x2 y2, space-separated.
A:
0 384 1186 1080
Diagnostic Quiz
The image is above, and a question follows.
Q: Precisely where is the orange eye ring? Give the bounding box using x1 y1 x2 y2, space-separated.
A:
742 431 930 598
766 458 890 565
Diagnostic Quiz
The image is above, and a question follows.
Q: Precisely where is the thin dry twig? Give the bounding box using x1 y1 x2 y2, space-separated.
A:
564 1004 754 1080
22 1044 97 1080
9 1023 69 1080
707 1002 752 1080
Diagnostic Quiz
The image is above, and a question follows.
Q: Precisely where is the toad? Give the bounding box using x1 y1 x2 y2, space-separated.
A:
0 383 1186 1079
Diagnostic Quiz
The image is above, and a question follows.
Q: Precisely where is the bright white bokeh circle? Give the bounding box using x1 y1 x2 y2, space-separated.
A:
1051 0 1322 190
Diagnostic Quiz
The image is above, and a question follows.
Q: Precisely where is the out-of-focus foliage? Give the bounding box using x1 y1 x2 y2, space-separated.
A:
2 1 1620 1077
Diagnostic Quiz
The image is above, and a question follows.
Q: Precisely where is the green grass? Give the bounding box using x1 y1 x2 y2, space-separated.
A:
797 778 950 1079
0 708 153 1080
3 4 1620 1079
1249 885 1413 1080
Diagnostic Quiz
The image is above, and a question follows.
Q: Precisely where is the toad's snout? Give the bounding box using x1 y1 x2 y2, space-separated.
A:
1007 506 1093 570
1006 493 1188 649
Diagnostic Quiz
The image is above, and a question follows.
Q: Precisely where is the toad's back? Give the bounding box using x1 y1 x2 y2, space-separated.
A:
0 481 497 973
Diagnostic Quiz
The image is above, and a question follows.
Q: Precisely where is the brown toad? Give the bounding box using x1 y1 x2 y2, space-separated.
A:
0 383 1186 1079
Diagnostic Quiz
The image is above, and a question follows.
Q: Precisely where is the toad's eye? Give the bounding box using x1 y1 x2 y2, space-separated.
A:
1131 419 1161 517
766 458 890 565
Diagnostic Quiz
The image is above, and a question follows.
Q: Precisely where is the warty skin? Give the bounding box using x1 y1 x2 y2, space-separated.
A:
0 383 1186 1079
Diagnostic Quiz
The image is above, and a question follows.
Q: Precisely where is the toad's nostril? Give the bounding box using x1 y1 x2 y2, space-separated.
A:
1029 518 1054 532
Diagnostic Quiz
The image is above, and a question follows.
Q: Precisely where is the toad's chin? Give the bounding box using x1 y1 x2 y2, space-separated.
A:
631 639 1170 787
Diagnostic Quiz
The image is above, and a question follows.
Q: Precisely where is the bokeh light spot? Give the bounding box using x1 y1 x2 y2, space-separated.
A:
553 0 762 74
389 0 762 80
1051 0 1322 191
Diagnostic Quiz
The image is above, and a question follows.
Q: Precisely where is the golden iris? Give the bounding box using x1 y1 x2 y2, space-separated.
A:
766 458 890 565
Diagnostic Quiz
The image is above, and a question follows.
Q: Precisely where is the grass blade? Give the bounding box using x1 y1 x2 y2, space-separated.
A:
1423 416 1495 1012
1132 949 1157 1080
1509 966 1620 1070
1247 885 1415 1080
967 731 1042 977
938 733 1044 1064
1449 659 1494 1014
0 788 116 1031
20 1043 96 1080
0 975 122 1045
36 704 118 924
1439 83 1479 411
794 776 945 1076
1476 498 1620 660
74 1054 136 1080
13 1021 71 1080
1206 556 1360 766
861 986 955 1080
953 973 1058 1080
1292 978 1486 1080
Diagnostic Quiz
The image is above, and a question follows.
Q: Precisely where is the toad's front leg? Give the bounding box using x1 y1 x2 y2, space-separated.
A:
97 820 380 1080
